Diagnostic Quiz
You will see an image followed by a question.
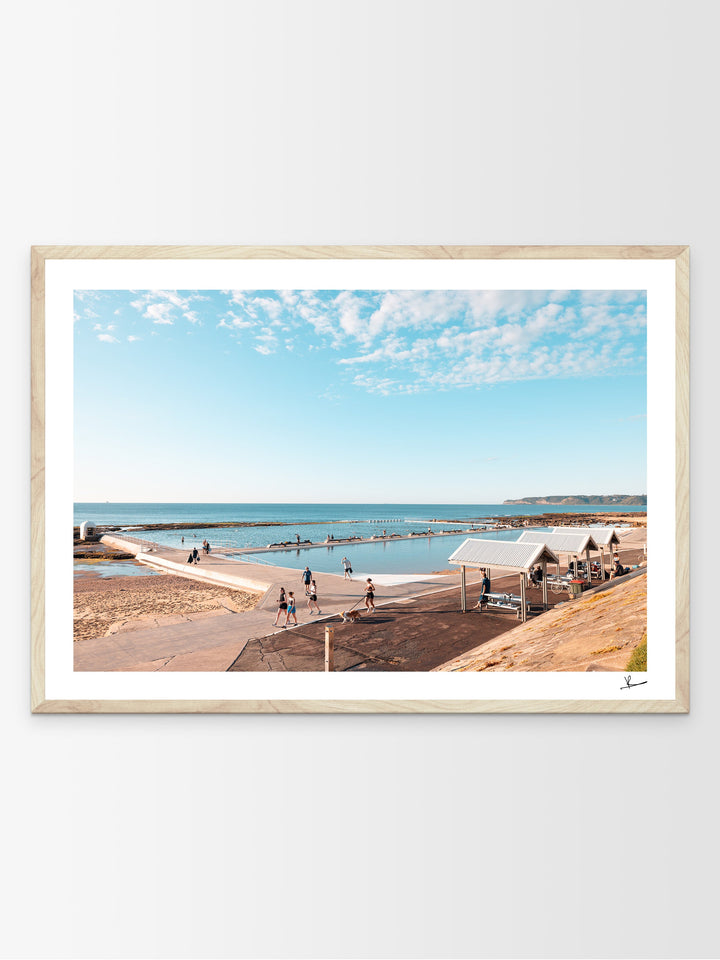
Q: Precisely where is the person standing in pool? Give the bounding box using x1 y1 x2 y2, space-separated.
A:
274 587 288 627
307 580 321 615
364 578 376 613
342 557 352 579
285 591 298 626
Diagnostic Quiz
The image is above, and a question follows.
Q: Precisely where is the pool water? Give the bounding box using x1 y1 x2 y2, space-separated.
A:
228 528 553 576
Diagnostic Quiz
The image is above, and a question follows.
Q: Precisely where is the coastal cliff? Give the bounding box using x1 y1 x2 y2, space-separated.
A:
504 494 647 506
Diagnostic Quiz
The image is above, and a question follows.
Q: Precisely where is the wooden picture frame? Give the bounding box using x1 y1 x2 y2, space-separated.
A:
31 245 689 713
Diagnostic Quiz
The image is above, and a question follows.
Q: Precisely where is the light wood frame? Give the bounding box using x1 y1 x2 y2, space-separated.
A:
31 245 689 713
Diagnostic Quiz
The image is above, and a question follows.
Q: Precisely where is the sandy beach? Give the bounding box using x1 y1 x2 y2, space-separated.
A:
73 569 261 642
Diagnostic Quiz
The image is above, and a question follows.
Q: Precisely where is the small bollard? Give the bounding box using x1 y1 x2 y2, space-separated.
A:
325 626 334 672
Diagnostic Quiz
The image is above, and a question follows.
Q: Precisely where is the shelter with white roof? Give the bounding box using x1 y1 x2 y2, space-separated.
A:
552 526 620 579
447 538 560 621
517 530 601 582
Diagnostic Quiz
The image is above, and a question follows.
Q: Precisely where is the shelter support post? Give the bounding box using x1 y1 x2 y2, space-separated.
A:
600 550 606 581
461 565 466 613
520 573 527 623
542 560 548 611
585 546 591 583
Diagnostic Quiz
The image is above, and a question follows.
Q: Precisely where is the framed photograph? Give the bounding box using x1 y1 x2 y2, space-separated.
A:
31 245 688 713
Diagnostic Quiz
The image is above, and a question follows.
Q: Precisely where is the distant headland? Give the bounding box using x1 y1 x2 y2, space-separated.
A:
503 494 647 506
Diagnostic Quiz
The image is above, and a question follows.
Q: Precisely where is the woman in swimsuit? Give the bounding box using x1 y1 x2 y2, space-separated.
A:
274 587 287 626
307 580 321 615
364 578 375 613
285 591 298 626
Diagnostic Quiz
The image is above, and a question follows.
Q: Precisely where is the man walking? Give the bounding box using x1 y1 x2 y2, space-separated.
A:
301 566 312 594
342 556 352 580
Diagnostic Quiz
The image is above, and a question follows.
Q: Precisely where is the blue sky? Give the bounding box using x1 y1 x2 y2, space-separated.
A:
74 288 647 502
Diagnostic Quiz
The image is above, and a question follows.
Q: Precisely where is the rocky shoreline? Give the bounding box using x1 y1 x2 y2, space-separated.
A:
74 510 646 539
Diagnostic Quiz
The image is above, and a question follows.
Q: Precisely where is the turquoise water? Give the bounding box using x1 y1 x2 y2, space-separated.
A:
74 502 644 555
228 527 554 576
74 561 161 578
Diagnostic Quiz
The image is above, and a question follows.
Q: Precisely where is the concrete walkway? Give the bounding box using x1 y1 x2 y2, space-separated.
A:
73 534 483 672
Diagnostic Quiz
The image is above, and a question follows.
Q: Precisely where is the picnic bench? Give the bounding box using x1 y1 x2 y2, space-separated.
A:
544 574 577 593
477 592 532 619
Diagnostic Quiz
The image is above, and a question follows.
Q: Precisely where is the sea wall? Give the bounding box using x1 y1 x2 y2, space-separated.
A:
99 534 268 593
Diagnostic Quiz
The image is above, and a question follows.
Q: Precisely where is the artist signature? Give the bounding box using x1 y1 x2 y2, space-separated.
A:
621 674 648 690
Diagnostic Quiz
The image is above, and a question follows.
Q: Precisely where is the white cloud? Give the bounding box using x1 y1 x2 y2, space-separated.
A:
253 328 279 354
127 335 141 342
97 334 119 343
218 313 257 330
130 290 199 326
146 303 174 325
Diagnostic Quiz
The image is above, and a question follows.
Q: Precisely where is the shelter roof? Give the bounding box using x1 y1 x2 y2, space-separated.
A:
447 538 559 571
517 530 600 553
552 525 620 546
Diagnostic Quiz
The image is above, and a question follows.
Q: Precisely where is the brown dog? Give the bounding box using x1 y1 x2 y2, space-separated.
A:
341 610 362 623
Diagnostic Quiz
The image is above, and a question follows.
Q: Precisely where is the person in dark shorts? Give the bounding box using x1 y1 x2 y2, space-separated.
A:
364 578 375 612
342 557 352 579
192 546 200 564
307 580 321 615
274 587 288 626
302 566 312 593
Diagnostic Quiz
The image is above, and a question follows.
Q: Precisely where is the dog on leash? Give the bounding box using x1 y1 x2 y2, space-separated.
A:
341 610 362 623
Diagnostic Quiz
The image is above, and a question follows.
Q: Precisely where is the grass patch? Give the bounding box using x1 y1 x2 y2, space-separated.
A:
626 634 647 671
590 644 623 655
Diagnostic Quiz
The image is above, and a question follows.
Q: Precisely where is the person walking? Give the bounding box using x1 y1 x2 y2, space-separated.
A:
192 546 199 564
274 587 288 626
301 566 312 594
342 556 352 579
364 578 376 613
307 580 321 615
285 591 298 626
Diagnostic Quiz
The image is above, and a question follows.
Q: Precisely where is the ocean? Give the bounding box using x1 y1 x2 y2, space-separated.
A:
74 502 644 574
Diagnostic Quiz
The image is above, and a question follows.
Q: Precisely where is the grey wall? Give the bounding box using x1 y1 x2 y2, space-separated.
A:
4 2 717 957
